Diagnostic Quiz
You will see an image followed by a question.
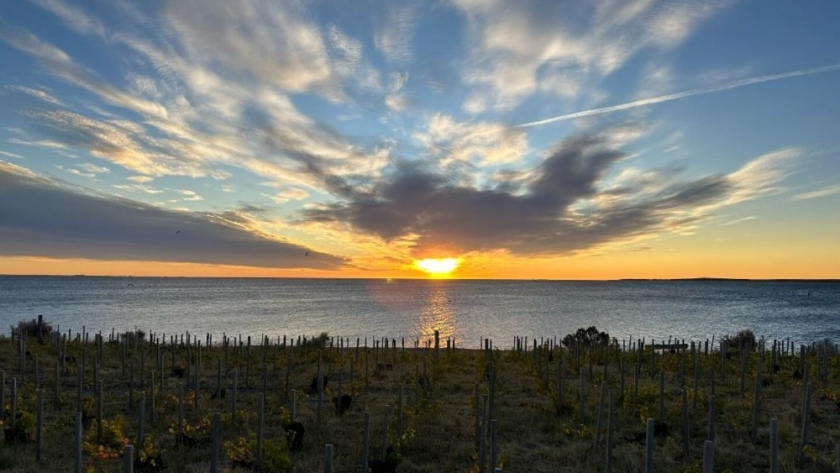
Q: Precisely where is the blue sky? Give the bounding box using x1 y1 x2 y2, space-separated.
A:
1 0 839 278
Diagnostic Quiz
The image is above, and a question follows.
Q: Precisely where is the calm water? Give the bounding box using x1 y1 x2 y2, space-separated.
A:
0 276 838 348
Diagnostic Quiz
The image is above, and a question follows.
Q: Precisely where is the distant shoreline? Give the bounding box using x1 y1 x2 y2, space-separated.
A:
0 274 838 283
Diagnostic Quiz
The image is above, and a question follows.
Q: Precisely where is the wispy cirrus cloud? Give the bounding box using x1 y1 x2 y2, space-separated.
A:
0 151 26 160
8 85 65 106
452 0 734 111
792 185 840 201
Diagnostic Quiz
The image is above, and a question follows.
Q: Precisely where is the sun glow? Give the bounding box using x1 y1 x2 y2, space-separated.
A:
413 258 462 276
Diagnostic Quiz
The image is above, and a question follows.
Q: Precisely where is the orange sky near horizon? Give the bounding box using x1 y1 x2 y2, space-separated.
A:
3 234 838 280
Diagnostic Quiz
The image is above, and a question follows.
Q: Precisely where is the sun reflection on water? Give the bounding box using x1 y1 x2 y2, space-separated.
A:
415 283 456 343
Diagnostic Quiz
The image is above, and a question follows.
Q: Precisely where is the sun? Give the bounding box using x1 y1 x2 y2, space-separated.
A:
413 258 462 276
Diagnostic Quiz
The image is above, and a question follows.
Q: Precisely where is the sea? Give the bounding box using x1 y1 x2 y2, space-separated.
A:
1 276 838 348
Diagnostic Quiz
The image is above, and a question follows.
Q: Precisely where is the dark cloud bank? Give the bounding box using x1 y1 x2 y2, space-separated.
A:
0 165 344 269
303 132 740 256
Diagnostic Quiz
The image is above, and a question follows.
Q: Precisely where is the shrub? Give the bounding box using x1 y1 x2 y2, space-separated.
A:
562 326 610 348
300 332 330 349
724 329 756 351
120 329 146 344
12 315 53 339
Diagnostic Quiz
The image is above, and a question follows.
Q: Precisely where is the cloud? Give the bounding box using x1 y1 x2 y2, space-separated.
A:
0 21 169 119
792 185 840 201
56 162 110 179
452 0 735 110
78 162 111 175
178 189 203 201
127 175 154 183
414 114 528 166
163 0 336 95
2 2 402 213
0 163 344 269
265 187 310 204
8 85 65 106
27 0 107 38
113 183 163 194
0 151 25 160
301 130 798 257
374 3 417 64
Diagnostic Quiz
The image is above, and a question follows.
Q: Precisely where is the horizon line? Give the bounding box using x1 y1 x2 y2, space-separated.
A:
2 274 839 283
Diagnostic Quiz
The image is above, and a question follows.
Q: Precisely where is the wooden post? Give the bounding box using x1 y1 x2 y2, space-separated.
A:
595 381 606 449
703 440 714 473
644 418 654 473
324 444 334 473
291 388 297 423
137 392 145 448
123 444 134 473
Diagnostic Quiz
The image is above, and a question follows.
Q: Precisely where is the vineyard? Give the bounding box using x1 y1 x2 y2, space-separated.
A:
1 318 839 472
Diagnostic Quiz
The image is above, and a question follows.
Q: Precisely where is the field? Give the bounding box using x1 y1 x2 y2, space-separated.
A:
1 319 840 473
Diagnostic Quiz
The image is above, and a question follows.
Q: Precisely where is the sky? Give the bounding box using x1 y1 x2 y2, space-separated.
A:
1 0 839 279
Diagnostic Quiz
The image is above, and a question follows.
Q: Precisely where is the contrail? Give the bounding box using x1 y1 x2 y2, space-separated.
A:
511 64 840 130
